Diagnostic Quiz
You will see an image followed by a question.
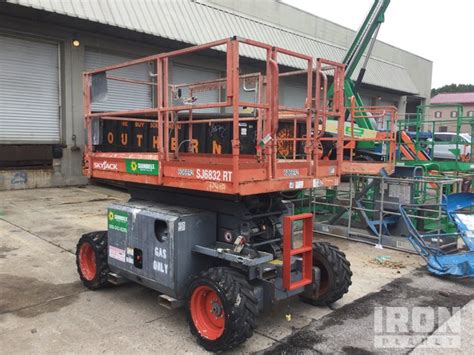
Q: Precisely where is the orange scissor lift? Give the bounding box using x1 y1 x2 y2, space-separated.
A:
77 37 395 351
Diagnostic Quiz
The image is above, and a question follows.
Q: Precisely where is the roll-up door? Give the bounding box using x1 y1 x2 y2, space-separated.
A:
85 49 152 112
0 35 59 143
171 64 220 113
280 80 307 108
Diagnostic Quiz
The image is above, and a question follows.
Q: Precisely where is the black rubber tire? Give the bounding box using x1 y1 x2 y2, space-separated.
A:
186 267 259 352
76 231 110 290
300 241 352 306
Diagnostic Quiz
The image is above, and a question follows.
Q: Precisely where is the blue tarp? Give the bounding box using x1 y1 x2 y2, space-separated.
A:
402 192 474 277
443 193 474 250
427 253 474 277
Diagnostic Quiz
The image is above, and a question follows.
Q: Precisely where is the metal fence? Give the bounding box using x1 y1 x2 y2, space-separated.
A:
311 173 465 252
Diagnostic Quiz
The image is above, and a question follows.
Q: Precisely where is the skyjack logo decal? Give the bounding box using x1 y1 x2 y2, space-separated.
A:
94 161 118 171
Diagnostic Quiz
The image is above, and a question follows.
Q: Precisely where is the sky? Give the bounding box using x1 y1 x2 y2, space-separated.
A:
283 0 474 89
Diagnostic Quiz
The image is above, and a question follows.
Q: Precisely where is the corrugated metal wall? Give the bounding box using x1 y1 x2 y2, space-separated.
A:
0 35 60 143
85 49 152 112
5 0 420 94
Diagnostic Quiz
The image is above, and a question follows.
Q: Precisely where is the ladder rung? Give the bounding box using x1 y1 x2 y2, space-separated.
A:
287 277 312 291
290 246 313 256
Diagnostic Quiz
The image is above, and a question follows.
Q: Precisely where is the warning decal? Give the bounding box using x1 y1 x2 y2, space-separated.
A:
109 245 126 262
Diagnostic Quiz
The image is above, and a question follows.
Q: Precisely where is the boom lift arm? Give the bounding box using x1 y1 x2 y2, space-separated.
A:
338 0 429 163
322 0 392 157
342 0 390 131
327 0 426 163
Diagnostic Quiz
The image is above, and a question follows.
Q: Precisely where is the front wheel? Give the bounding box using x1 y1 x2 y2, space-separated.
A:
300 241 352 306
76 231 110 290
186 267 258 352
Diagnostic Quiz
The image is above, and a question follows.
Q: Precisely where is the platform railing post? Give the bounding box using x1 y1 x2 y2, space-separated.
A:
231 39 240 193
270 49 278 179
306 58 313 174
264 49 273 181
256 73 263 160
163 58 169 162
157 58 164 184
188 89 194 153
83 72 92 178
336 65 345 178
314 61 321 176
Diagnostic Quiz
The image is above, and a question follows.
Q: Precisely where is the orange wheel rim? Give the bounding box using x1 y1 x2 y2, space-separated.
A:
79 243 96 281
190 285 225 340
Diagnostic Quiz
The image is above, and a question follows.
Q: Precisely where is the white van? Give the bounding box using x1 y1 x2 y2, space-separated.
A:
428 132 472 160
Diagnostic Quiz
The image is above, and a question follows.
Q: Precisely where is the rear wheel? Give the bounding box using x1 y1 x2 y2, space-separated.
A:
76 231 110 290
300 242 352 306
186 267 258 352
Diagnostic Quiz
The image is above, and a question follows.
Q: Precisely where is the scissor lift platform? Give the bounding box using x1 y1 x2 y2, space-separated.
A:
82 37 396 195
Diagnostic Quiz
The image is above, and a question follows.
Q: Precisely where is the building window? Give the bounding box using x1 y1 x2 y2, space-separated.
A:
434 111 442 118
439 126 448 132
468 111 474 117
450 111 458 118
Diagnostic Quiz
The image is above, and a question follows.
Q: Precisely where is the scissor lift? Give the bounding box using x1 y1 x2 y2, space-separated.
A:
76 37 366 351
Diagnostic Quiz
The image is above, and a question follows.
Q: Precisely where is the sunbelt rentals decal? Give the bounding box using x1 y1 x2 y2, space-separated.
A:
125 159 159 175
108 209 128 233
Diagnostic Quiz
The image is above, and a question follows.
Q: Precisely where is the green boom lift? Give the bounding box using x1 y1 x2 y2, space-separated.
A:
324 0 391 157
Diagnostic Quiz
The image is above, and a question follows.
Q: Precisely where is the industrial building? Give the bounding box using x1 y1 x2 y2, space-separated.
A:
428 92 474 133
0 0 433 190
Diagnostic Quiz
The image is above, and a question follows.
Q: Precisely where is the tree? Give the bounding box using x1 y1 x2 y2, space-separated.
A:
431 84 474 97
